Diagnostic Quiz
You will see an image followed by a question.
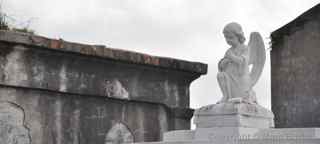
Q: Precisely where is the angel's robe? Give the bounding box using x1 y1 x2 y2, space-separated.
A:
217 46 252 102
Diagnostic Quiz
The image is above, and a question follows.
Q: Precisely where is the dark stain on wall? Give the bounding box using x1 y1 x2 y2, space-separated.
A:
0 31 207 143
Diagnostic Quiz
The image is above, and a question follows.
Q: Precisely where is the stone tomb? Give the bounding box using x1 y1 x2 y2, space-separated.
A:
135 22 320 144
137 101 320 144
271 3 320 128
0 30 207 144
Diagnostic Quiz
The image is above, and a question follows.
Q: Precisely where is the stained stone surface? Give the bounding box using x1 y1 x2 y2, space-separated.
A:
105 122 134 144
0 101 30 144
271 3 320 128
0 31 207 108
0 31 207 75
104 79 129 100
0 30 207 143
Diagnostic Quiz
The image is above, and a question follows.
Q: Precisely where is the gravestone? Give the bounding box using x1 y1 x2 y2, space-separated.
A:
0 30 207 143
271 3 320 128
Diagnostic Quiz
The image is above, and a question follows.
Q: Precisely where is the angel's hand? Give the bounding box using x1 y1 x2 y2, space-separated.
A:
218 58 229 71
226 52 244 64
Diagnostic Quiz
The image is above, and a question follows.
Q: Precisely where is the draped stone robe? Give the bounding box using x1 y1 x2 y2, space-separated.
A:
217 46 252 102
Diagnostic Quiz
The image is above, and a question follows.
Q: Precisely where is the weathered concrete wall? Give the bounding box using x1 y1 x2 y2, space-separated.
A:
0 30 206 143
271 4 320 128
0 86 176 143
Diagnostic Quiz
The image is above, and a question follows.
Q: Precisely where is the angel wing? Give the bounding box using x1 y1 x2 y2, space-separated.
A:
248 32 266 88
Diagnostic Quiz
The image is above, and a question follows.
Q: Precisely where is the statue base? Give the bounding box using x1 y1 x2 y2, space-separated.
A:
193 102 274 129
158 128 320 144
135 101 320 144
191 101 274 140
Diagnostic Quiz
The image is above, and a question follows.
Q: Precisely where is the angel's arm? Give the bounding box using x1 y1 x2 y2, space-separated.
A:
225 50 245 65
218 58 230 72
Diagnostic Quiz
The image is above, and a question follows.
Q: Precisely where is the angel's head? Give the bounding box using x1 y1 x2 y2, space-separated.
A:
223 22 245 46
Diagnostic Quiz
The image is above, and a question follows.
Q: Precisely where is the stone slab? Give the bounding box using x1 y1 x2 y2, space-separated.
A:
137 139 320 144
163 130 195 142
0 30 207 74
194 127 260 140
193 102 274 128
137 128 320 144
254 128 320 138
194 102 274 118
194 114 274 128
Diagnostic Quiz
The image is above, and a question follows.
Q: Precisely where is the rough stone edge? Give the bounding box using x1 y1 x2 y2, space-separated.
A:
0 84 195 121
194 103 274 118
0 30 207 75
271 3 320 43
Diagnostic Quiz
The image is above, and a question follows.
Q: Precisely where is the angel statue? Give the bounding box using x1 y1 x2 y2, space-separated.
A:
217 22 265 104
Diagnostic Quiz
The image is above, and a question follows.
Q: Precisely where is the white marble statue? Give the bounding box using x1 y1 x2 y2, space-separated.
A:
133 22 320 144
217 22 265 104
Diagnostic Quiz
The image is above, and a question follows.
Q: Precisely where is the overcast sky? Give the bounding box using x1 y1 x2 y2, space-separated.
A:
3 0 319 109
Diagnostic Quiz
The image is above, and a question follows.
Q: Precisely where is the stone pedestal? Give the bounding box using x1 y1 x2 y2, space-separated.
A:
135 102 320 144
194 102 274 128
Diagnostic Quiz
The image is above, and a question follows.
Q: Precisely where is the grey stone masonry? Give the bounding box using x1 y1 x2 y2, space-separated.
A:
271 3 320 128
0 30 207 143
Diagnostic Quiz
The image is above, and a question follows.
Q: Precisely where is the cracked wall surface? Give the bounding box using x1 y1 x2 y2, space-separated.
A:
0 101 30 144
0 30 206 143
